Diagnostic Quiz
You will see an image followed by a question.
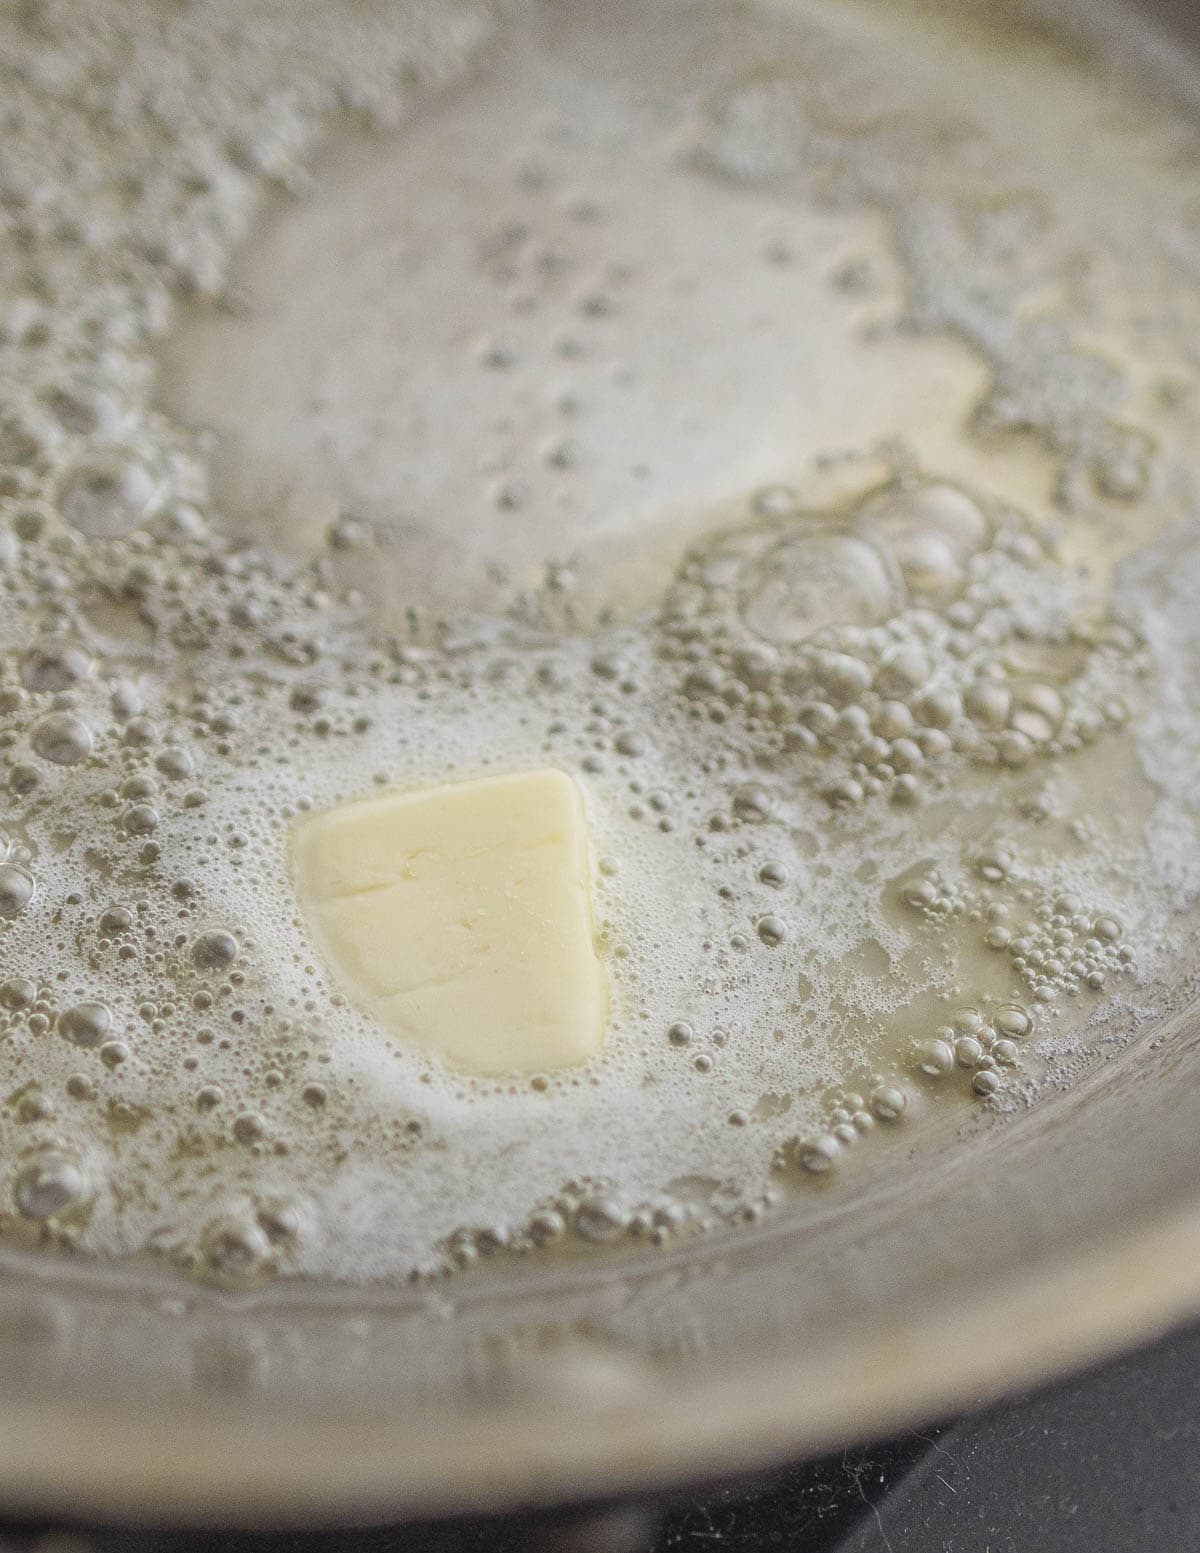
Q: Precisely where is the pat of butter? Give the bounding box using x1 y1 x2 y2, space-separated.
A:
293 769 608 1074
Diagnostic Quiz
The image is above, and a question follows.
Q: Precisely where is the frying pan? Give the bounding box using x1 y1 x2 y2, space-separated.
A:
0 0 1198 1527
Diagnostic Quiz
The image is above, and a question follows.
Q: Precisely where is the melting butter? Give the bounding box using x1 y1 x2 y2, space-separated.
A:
293 770 608 1075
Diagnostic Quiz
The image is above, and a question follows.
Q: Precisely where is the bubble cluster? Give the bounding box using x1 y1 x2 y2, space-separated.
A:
900 859 1136 1008
908 1001 1036 1099
663 475 1148 811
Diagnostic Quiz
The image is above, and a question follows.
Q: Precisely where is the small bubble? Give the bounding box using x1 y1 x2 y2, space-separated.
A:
752 485 801 520
994 1005 1032 1039
903 878 937 909
733 784 772 822
756 915 787 946
257 1200 303 1244
1011 683 1064 743
797 1135 840 1174
200 1219 275 1287
870 1085 907 1121
21 639 92 694
684 663 725 698
875 645 930 696
0 865 34 918
963 678 1011 730
192 930 239 970
121 803 159 834
822 655 873 703
529 1209 566 1246
741 533 901 645
996 729 1034 768
17 1092 52 1123
823 777 864 807
57 450 160 537
915 1038 955 1076
914 687 961 728
110 682 142 721
9 763 41 796
156 747 194 780
0 978 36 1010
232 1112 265 1145
327 514 368 550
31 712 93 766
123 716 158 746
575 1194 626 1243
15 1153 86 1220
58 1002 112 1048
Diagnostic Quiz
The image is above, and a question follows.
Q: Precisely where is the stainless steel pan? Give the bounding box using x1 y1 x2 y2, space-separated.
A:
0 0 1197 1527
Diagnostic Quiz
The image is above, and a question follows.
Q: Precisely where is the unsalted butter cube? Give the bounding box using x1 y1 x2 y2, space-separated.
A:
293 769 608 1074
